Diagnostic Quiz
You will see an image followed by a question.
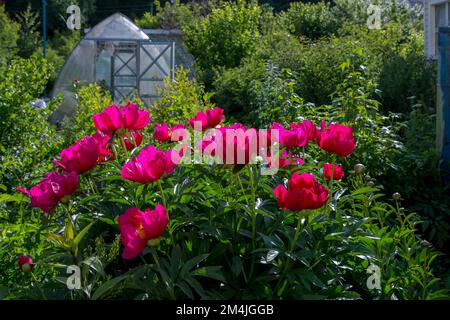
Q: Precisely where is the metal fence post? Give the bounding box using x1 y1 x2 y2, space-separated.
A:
42 0 46 58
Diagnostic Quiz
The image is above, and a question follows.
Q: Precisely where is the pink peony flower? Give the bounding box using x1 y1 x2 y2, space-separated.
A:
93 103 149 135
93 104 123 135
121 146 178 184
118 205 168 259
17 171 78 213
273 172 329 211
316 121 356 157
189 108 224 131
124 131 143 151
121 103 150 131
92 132 115 162
322 163 345 181
290 120 317 142
154 123 170 142
54 136 100 174
18 255 34 272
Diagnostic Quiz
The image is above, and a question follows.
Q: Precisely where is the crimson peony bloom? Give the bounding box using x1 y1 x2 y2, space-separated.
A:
54 136 100 174
271 122 308 149
93 103 149 135
323 163 345 181
92 132 115 162
124 131 143 151
273 172 329 211
154 123 170 142
316 121 356 157
200 125 261 165
290 120 317 142
121 146 177 184
121 103 150 131
189 107 224 131
17 171 78 213
18 255 34 272
267 150 304 169
118 205 168 259
93 104 123 135
153 123 188 143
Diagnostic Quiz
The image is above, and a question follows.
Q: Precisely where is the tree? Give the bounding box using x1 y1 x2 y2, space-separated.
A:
0 5 20 61
16 5 41 58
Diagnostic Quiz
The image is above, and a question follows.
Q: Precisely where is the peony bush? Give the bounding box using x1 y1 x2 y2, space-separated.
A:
2 101 447 300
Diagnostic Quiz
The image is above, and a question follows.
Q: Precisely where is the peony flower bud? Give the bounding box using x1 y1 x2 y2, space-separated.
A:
18 256 33 272
392 192 401 201
147 238 161 247
354 164 365 174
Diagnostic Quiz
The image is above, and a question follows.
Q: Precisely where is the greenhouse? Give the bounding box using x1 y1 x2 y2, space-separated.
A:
51 13 175 122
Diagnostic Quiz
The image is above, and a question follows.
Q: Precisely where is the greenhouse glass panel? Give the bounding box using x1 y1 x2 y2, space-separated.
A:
50 13 175 123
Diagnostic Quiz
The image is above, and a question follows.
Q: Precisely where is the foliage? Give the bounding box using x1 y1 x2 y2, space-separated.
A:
297 23 434 113
282 1 338 39
16 5 41 59
149 67 214 126
0 98 448 299
183 0 263 84
135 0 207 30
333 0 423 31
385 103 450 250
60 83 113 144
0 56 63 189
212 59 268 122
0 5 20 61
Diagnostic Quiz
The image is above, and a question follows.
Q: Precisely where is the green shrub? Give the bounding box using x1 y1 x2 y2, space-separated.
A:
149 67 213 126
333 0 423 30
0 56 63 188
183 0 263 84
293 23 435 113
60 83 113 144
282 1 338 39
0 5 20 61
384 102 450 250
135 0 206 30
212 59 267 123
16 5 41 59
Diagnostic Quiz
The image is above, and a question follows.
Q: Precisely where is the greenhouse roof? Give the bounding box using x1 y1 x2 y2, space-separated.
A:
84 13 149 41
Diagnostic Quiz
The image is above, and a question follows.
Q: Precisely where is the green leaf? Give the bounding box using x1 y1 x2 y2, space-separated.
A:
0 193 25 203
73 221 96 255
92 274 129 300
180 254 209 276
82 256 106 278
176 282 194 299
351 187 378 196
192 266 226 283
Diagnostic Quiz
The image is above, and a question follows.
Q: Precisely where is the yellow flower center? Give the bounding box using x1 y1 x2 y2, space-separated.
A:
136 225 146 239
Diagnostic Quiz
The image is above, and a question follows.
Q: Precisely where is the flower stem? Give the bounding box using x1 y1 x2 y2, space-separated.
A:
150 248 161 269
275 212 304 297
119 135 129 158
157 180 167 209
236 174 249 206
247 166 257 281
